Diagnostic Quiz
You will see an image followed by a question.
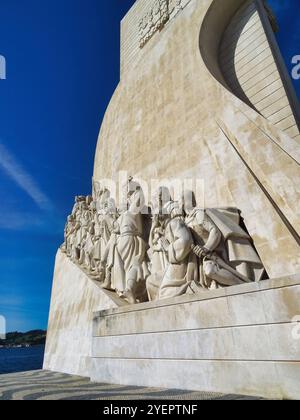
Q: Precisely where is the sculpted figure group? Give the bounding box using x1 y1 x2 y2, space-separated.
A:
61 179 265 304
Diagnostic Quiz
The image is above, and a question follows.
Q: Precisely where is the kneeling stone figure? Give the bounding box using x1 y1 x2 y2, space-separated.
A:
156 201 199 300
185 207 265 289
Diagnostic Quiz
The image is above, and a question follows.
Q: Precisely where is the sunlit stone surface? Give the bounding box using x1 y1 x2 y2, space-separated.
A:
45 0 300 400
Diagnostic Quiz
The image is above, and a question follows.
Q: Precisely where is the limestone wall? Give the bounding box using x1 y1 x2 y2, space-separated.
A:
45 0 300 392
91 275 300 399
94 0 300 279
43 251 123 377
120 0 192 76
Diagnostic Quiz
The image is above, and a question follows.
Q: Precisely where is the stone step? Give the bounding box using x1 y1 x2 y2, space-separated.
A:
91 276 300 400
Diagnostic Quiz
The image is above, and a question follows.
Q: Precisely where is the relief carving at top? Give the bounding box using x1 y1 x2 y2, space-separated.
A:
139 0 183 48
168 0 183 19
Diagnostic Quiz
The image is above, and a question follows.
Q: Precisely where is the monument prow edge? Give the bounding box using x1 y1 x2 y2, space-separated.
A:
43 249 126 378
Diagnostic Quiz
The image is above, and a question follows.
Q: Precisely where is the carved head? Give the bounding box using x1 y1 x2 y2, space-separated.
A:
127 177 141 198
163 200 183 220
152 186 173 215
79 196 86 201
104 198 116 215
181 190 197 214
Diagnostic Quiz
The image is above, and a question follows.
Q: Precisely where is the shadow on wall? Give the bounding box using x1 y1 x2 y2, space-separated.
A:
199 0 250 91
199 0 268 112
218 1 260 110
200 0 300 141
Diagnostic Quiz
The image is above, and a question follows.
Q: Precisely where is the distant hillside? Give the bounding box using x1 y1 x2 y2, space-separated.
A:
0 330 47 347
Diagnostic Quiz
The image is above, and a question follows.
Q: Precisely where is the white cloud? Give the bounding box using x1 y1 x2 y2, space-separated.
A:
0 142 53 211
0 295 23 308
0 210 44 230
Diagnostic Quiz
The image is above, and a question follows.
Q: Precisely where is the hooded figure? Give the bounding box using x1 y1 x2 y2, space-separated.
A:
158 201 199 300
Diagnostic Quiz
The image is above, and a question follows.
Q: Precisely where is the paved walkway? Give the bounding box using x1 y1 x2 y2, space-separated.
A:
0 370 262 400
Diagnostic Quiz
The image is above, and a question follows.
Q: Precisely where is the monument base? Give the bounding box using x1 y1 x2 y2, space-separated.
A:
91 276 300 400
43 250 125 377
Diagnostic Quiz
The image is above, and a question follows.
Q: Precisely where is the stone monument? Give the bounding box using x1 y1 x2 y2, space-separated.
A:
44 0 300 399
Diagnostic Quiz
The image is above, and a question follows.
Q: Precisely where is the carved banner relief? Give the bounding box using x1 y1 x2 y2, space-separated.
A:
139 0 184 48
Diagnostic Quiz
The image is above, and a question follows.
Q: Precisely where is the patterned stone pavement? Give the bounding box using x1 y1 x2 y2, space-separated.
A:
0 370 264 400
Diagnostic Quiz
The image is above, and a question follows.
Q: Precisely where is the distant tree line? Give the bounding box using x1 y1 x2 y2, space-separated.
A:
0 330 47 347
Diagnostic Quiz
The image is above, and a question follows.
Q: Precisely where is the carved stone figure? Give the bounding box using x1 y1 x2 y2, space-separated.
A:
92 180 101 201
80 221 96 272
61 215 76 257
92 198 117 275
185 204 265 289
61 186 266 305
157 201 199 300
146 187 172 301
72 201 91 263
146 215 168 301
101 178 150 304
71 196 86 218
99 221 120 287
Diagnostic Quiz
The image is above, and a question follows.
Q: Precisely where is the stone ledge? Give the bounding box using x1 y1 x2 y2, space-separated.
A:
92 323 299 360
91 277 300 399
94 274 300 318
90 358 295 399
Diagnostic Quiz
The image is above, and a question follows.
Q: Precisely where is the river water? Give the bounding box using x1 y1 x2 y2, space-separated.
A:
0 345 45 375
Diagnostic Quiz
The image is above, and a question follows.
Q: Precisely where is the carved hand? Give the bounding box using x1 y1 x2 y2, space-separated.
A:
192 245 210 259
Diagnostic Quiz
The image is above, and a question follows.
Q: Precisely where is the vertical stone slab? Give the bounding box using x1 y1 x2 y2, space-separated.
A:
44 251 119 377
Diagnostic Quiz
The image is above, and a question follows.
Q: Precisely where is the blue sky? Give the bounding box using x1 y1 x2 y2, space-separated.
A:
0 0 135 332
270 0 300 99
0 0 299 332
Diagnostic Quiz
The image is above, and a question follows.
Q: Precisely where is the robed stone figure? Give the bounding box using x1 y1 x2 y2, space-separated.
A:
185 207 265 289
